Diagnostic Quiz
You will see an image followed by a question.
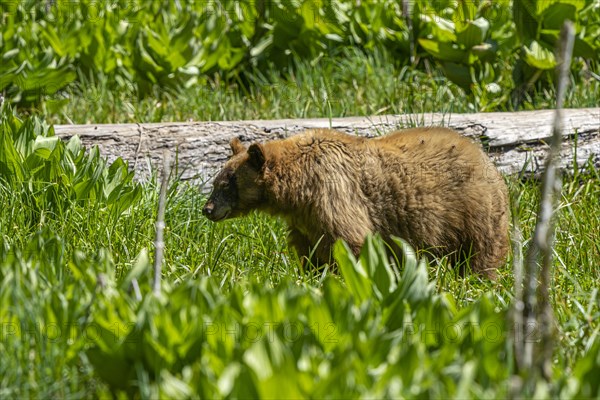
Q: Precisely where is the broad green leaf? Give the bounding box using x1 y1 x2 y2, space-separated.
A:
65 135 82 155
542 29 598 58
455 360 477 398
456 0 478 24
360 234 396 301
538 0 585 16
121 249 151 291
421 14 457 42
541 2 578 30
0 71 18 92
31 136 59 159
40 26 67 57
159 370 194 399
243 338 304 399
325 33 343 42
391 238 432 306
20 68 77 96
522 40 556 69
86 347 135 390
456 18 490 49
333 240 372 303
471 42 496 58
250 36 274 57
567 341 600 398
217 47 245 71
394 237 418 271
441 62 473 90
0 130 24 182
2 48 19 61
218 363 241 397
418 39 468 64
145 332 177 369
243 340 273 380
513 0 539 42
573 37 598 58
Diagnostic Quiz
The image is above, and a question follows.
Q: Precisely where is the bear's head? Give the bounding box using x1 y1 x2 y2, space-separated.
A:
202 137 267 222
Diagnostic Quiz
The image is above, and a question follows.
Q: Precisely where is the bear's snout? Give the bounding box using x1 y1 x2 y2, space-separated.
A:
202 201 214 217
202 199 232 222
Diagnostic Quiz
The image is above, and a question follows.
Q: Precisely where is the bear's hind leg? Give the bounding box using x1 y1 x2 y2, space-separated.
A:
458 240 502 280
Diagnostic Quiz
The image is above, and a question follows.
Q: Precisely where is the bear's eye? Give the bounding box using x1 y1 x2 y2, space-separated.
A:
216 173 236 191
216 178 229 190
214 168 236 191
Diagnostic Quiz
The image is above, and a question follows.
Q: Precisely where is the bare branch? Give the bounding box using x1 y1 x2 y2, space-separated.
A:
153 150 171 295
511 191 525 375
521 20 575 385
539 20 575 380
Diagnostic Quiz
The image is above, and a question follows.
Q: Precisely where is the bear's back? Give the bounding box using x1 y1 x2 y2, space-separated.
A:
373 127 490 167
365 127 509 276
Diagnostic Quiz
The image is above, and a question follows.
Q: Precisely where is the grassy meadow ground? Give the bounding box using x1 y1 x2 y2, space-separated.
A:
1 52 599 398
37 48 600 125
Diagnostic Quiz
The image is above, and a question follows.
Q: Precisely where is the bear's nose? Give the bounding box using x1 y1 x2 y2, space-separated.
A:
202 202 214 217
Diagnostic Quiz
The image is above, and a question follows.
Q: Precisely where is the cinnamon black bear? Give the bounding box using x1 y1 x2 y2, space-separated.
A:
203 128 509 278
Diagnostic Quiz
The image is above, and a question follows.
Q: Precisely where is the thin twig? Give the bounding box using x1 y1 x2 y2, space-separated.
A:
509 186 526 398
511 191 525 371
402 0 415 64
539 20 575 380
153 150 171 295
521 20 575 385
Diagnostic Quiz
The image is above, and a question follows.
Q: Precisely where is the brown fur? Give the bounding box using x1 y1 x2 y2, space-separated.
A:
203 128 510 278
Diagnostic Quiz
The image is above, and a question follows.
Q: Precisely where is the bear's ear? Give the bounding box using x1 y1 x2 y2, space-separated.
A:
247 143 266 170
230 137 246 155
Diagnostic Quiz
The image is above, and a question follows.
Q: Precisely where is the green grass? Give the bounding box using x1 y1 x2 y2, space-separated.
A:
1 50 599 397
1 150 598 397
37 48 600 125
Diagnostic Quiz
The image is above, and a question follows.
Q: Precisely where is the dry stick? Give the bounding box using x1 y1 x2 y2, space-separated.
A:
402 0 415 64
511 193 525 373
510 185 527 399
153 150 171 295
522 21 575 383
540 21 575 380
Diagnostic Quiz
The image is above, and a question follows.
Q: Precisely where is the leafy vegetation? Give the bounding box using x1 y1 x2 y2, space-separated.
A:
1 0 599 120
1 0 599 397
1 102 599 397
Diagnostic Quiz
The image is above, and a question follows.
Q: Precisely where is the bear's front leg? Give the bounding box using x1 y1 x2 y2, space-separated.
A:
287 229 314 265
288 228 363 273
310 233 364 275
288 229 336 270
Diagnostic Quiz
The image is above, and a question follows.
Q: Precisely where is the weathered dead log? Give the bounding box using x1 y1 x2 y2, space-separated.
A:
54 108 600 182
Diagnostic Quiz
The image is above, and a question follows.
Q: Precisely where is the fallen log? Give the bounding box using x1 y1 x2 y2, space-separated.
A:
54 108 600 182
